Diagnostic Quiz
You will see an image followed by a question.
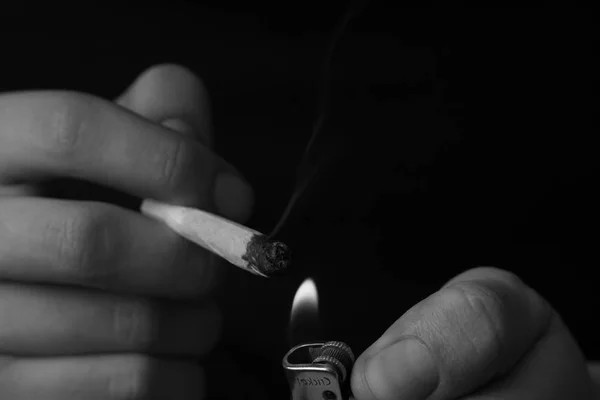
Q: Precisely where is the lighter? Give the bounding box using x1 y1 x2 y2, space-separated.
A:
283 341 355 400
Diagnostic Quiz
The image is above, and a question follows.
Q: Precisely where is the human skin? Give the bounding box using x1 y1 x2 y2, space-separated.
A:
350 267 600 400
3 63 598 400
0 64 254 399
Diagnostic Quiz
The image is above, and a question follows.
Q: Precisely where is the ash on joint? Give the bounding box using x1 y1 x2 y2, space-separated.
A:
242 234 291 276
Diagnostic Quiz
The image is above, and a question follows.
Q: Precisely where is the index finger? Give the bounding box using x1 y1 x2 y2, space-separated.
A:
0 91 230 208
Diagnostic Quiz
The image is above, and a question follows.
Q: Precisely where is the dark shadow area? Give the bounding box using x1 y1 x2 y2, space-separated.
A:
2 4 598 399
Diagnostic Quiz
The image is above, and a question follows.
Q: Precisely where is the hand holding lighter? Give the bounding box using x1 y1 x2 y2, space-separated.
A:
283 341 355 400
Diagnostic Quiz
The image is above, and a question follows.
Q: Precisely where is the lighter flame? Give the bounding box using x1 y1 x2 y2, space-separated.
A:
291 278 319 322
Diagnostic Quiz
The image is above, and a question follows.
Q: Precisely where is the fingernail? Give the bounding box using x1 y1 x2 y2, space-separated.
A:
365 338 439 400
214 172 254 222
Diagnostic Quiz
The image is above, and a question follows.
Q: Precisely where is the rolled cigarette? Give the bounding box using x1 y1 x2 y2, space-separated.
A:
140 199 291 278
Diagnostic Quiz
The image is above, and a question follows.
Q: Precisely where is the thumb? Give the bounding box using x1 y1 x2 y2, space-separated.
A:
351 267 585 400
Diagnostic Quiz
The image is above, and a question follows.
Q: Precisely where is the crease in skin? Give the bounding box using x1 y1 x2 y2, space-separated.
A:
0 185 39 197
0 69 224 398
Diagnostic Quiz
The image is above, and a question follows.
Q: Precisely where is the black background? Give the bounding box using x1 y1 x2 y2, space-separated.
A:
2 4 598 399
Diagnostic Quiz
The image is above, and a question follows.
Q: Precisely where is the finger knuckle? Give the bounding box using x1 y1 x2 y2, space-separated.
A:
52 205 120 286
442 283 508 359
44 92 93 159
156 137 186 191
107 355 152 400
113 300 156 350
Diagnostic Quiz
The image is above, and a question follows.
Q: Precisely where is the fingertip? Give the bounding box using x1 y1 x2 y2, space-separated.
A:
443 266 526 289
118 63 213 145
